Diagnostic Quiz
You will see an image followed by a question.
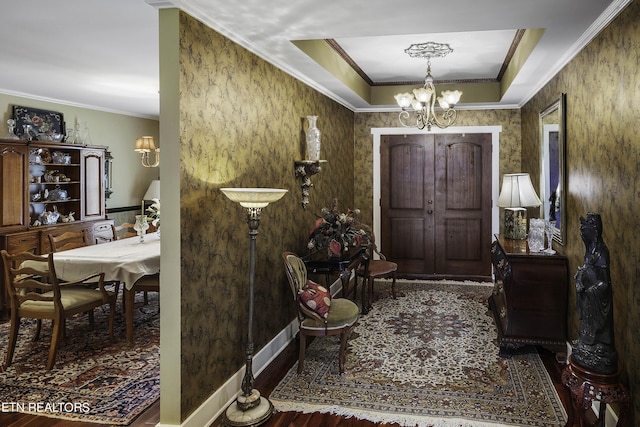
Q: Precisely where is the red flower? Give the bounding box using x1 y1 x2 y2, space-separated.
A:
329 239 342 256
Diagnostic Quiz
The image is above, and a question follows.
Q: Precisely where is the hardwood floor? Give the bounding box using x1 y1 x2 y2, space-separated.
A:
0 340 571 427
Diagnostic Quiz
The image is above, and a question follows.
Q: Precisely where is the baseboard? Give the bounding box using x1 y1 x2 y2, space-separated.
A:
157 318 299 427
158 276 346 427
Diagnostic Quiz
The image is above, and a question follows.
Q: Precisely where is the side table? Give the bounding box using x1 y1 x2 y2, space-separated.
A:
561 356 630 426
303 246 369 309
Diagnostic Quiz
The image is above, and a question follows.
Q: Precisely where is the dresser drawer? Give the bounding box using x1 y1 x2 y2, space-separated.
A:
5 232 39 253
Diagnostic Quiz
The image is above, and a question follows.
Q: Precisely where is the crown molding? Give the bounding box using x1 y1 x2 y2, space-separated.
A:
518 0 632 107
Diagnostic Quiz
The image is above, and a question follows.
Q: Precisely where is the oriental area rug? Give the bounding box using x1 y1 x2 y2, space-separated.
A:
270 280 568 427
0 292 159 425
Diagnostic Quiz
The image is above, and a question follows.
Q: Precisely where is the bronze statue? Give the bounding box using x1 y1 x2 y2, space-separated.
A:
572 212 617 374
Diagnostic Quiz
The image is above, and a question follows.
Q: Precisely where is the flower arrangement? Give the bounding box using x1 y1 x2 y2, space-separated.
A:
146 198 160 227
308 198 371 257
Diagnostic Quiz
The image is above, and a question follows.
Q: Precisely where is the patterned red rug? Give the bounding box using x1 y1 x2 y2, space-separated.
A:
0 291 159 425
270 280 568 427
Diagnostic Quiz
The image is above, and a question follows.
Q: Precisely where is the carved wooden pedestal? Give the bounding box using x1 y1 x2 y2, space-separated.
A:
562 356 630 426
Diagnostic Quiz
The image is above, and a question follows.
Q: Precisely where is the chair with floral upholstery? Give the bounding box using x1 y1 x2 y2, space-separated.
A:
282 251 359 374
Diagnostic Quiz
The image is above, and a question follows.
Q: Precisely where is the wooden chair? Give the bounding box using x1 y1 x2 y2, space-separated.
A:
1 250 116 370
112 223 137 240
47 230 88 252
282 252 359 374
356 241 397 312
113 222 154 305
124 273 160 344
48 229 121 304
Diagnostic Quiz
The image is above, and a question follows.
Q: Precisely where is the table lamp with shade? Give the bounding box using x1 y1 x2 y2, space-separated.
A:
220 187 287 427
497 173 542 240
143 179 160 201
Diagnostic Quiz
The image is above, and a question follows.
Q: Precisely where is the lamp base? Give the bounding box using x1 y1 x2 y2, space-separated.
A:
222 391 274 427
504 208 528 240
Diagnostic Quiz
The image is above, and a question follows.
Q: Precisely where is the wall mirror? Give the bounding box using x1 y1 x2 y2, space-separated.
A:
539 93 566 245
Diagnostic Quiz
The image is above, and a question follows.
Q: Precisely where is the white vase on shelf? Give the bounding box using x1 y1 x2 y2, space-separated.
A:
305 115 321 161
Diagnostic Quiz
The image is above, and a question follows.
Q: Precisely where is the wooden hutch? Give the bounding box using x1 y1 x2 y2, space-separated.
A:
0 138 114 317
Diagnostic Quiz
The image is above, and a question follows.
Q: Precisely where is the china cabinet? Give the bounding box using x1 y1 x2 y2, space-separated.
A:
0 139 112 317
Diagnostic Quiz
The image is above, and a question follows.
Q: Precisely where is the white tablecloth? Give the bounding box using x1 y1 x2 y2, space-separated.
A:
53 233 160 290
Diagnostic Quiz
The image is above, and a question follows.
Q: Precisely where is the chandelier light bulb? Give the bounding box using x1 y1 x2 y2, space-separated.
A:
437 97 450 109
442 90 463 106
394 92 413 109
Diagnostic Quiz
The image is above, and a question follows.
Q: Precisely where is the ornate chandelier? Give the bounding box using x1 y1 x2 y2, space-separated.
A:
394 42 463 131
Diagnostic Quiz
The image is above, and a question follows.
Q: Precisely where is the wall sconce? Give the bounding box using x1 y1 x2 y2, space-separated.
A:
134 136 160 168
294 160 327 209
497 173 542 240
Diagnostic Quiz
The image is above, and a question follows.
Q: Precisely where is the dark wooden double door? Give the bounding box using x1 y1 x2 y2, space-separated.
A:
380 133 492 279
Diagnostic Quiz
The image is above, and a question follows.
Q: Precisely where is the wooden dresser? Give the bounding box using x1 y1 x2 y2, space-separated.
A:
489 234 569 354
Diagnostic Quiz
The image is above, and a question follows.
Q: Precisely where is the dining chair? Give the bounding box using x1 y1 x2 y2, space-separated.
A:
47 230 89 252
112 223 137 240
356 240 397 312
1 250 117 370
124 273 159 344
48 229 121 307
282 252 359 374
113 222 154 305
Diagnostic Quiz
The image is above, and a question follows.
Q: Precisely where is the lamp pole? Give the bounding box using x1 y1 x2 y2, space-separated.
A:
220 188 287 427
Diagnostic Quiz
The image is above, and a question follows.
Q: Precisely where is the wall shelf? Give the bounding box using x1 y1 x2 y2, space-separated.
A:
294 160 326 209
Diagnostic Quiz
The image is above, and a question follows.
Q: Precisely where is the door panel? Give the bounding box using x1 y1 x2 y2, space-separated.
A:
434 134 491 275
381 133 492 278
381 135 434 274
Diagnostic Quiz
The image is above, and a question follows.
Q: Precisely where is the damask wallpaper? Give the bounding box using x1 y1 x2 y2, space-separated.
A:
171 0 639 421
177 12 355 417
522 1 639 421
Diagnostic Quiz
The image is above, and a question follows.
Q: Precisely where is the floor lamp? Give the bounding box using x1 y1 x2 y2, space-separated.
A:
220 187 287 427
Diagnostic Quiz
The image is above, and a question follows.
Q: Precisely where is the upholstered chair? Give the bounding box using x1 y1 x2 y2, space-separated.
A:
282 252 359 374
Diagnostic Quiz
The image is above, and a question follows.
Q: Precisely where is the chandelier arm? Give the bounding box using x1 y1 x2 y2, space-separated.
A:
430 108 458 129
397 110 414 128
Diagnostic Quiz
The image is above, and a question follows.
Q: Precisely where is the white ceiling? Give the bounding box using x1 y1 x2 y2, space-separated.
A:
0 0 631 119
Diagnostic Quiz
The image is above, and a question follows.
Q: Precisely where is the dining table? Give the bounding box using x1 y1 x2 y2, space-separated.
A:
51 233 160 344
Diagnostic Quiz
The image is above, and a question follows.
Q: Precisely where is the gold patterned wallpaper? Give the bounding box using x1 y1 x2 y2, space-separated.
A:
174 1 639 421
521 1 639 421
177 12 355 417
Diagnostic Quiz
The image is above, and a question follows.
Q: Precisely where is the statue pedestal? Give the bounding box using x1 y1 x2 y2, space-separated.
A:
562 356 630 426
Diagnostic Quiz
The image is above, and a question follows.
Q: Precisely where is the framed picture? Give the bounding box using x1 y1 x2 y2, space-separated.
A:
12 105 65 141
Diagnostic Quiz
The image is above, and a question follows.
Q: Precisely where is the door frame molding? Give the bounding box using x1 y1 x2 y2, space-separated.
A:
371 126 502 256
